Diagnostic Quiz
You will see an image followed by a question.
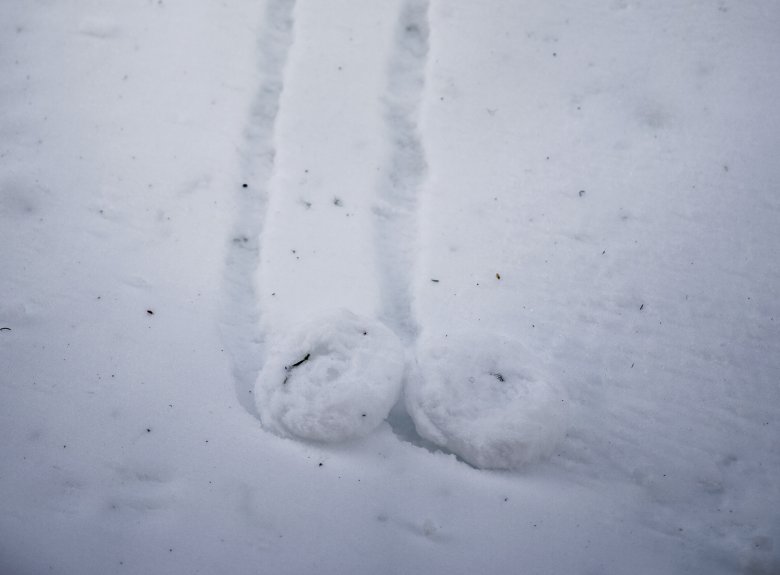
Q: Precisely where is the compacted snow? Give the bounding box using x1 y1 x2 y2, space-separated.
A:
257 310 404 442
407 331 568 469
2 0 779 573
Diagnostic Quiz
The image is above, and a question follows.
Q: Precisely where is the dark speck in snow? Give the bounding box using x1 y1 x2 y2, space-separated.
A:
318 463 323 467
146 428 151 433
496 273 501 280
431 279 439 283
640 304 644 311
242 183 248 188
579 190 586 197
146 309 154 315
333 197 343 207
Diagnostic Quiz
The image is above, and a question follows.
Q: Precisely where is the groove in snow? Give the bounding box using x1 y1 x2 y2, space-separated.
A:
374 0 431 343
220 0 296 417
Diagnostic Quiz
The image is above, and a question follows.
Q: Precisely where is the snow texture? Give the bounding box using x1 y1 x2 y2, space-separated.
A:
407 332 567 469
256 310 404 441
2 0 780 572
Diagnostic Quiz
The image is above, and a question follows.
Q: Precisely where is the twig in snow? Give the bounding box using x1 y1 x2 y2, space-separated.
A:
283 353 311 384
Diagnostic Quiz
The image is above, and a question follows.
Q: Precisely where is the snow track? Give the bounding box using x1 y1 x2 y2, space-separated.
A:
393 0 571 469
242 0 570 465
251 0 409 440
373 0 430 342
222 0 296 416
257 0 401 330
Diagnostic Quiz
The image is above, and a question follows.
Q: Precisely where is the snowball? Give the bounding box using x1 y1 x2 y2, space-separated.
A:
406 332 567 469
256 310 404 442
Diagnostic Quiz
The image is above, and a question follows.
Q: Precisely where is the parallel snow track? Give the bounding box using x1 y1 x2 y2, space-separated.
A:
221 0 296 417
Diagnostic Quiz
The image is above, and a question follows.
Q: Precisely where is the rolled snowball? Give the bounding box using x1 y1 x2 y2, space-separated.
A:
256 309 404 442
406 332 567 469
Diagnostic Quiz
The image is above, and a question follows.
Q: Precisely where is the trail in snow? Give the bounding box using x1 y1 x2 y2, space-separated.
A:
221 0 296 417
398 0 573 469
256 0 394 331
373 0 430 343
374 0 434 446
250 0 409 440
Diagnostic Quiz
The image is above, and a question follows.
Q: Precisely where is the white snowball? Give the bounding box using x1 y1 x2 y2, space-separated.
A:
406 331 567 469
256 310 404 442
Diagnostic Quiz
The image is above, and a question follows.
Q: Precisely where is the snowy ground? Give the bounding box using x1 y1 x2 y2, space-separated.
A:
2 0 779 573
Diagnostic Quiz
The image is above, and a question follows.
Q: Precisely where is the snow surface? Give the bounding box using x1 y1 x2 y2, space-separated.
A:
2 0 780 573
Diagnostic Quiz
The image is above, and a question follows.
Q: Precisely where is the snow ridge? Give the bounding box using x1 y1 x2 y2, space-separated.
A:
221 0 296 416
373 0 431 343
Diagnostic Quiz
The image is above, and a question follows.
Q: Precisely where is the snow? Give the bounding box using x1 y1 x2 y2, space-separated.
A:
2 0 780 573
256 310 404 441
407 331 567 469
